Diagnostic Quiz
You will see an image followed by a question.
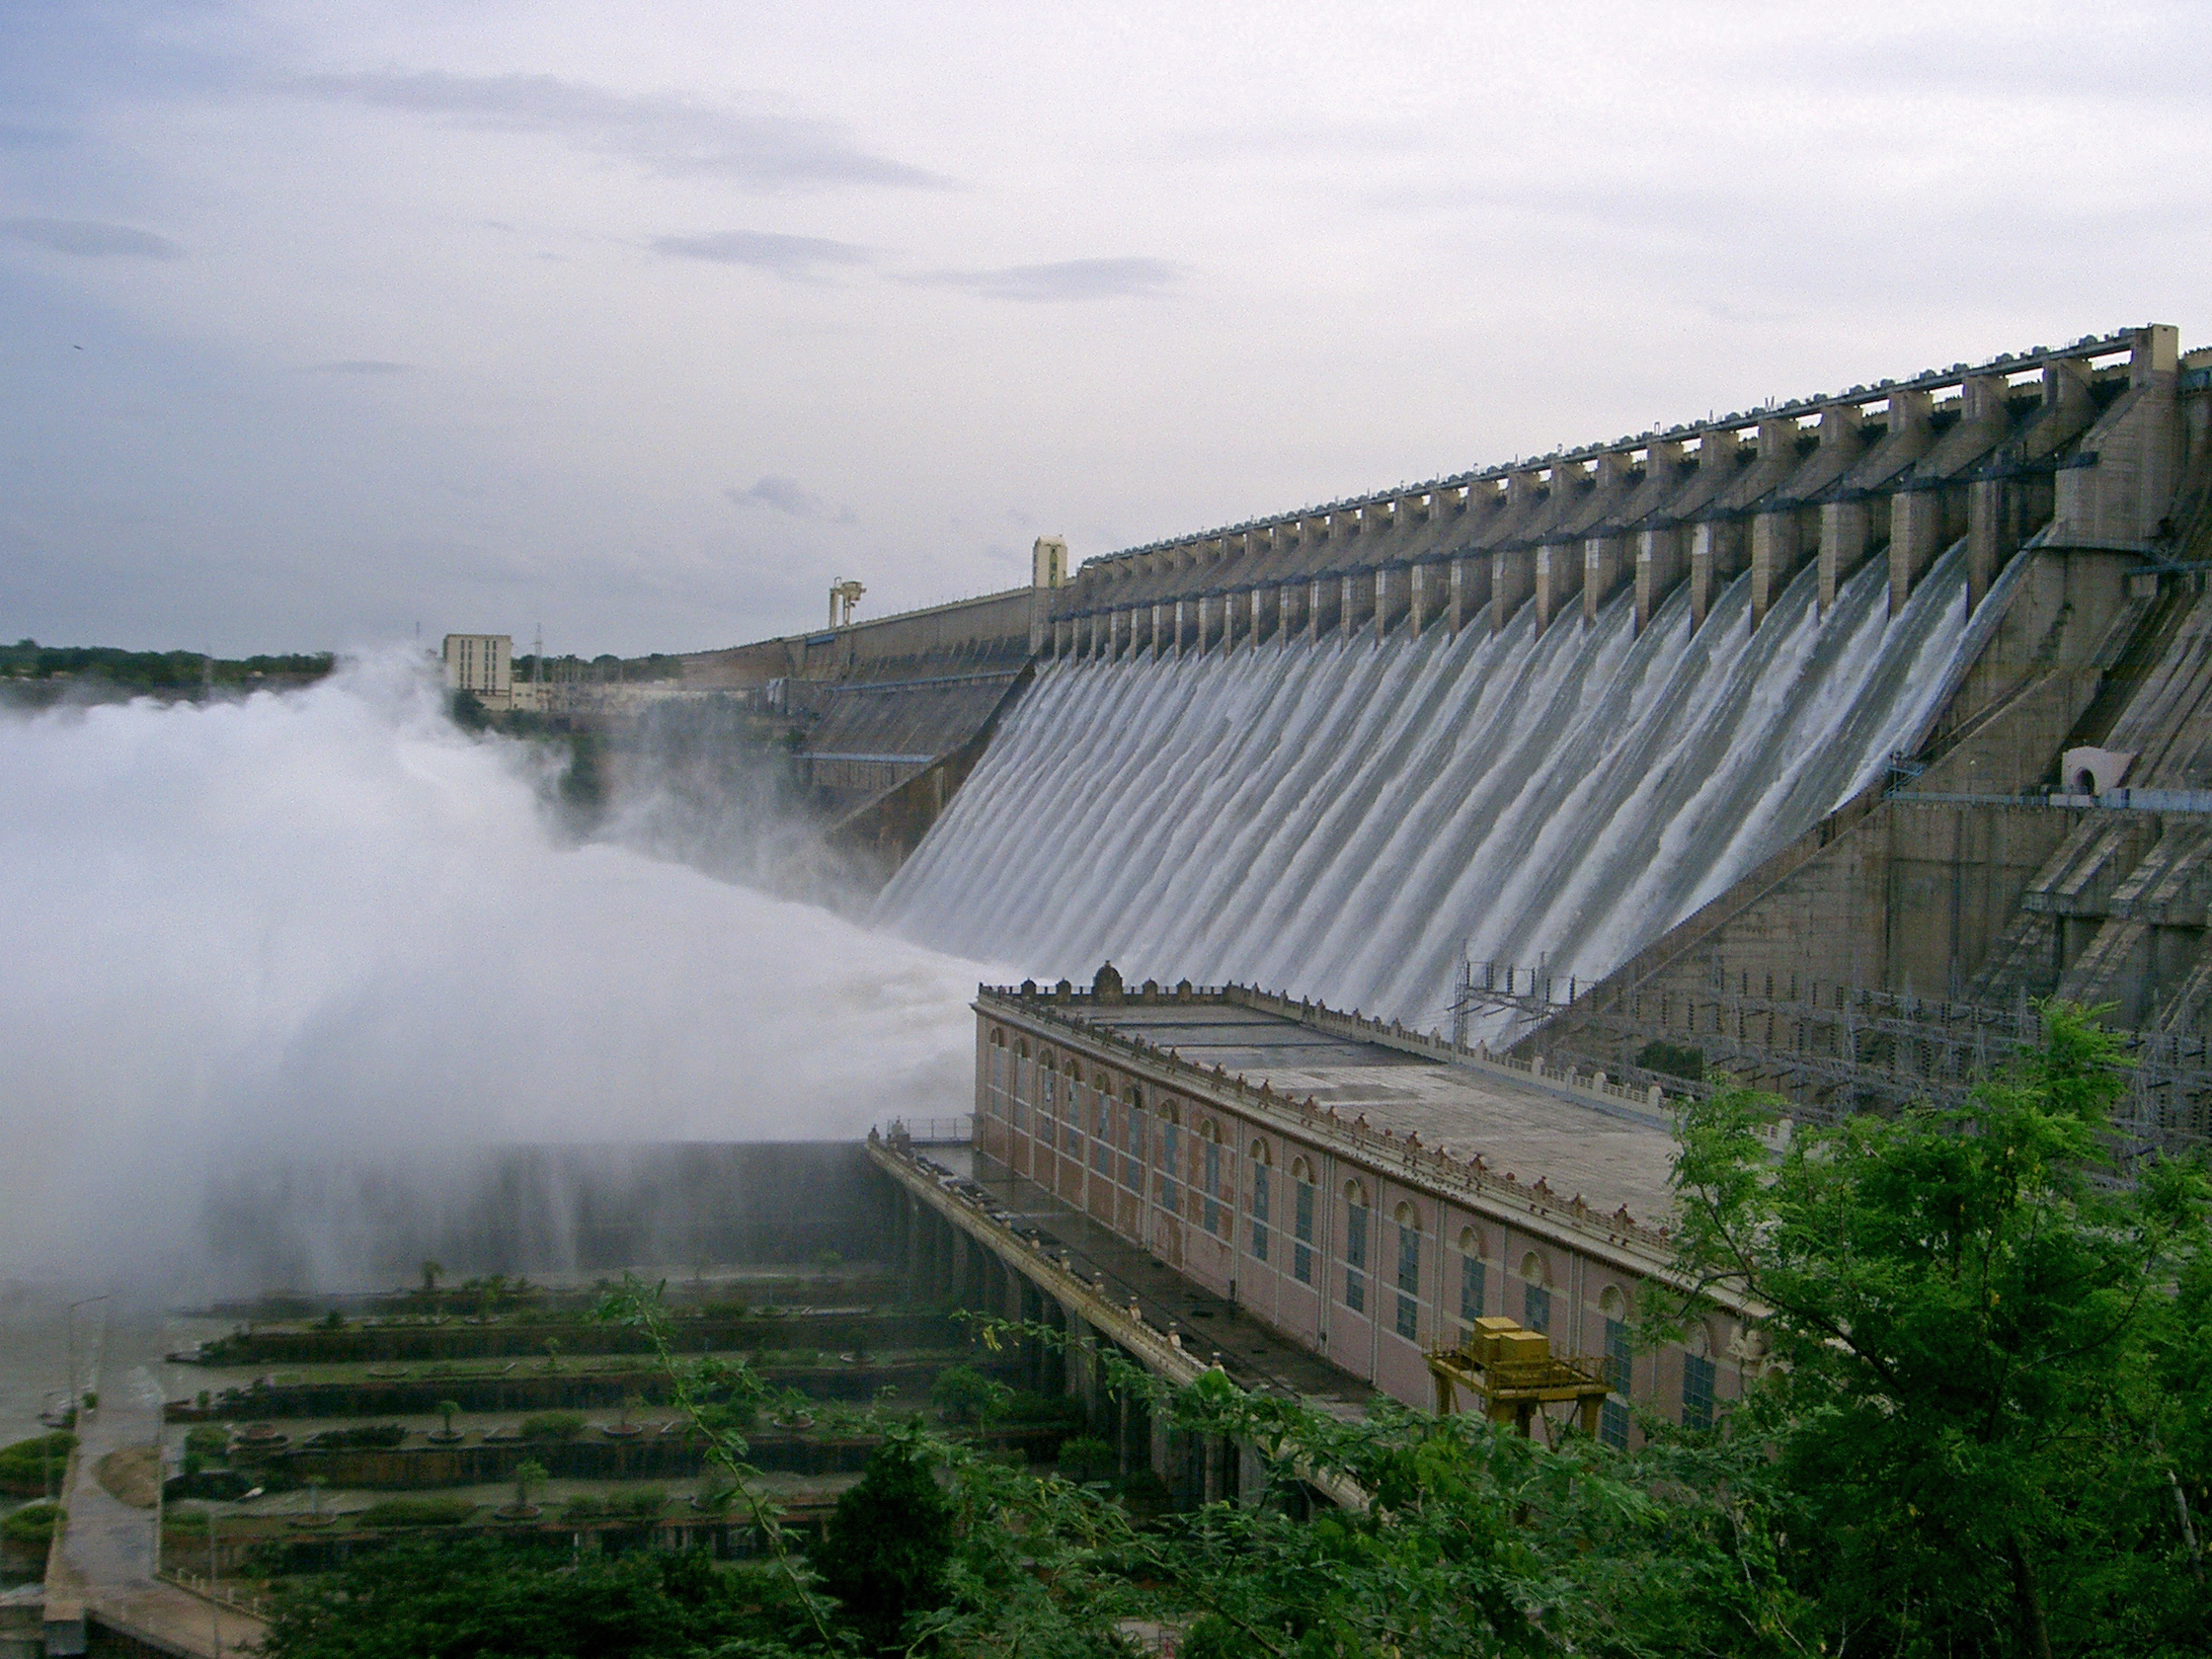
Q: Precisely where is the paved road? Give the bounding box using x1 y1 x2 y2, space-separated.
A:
48 1321 267 1657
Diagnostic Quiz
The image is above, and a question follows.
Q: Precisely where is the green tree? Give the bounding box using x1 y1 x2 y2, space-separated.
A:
433 1399 460 1441
1662 1000 2212 1656
813 1435 956 1654
510 1459 546 1516
927 1364 1002 1427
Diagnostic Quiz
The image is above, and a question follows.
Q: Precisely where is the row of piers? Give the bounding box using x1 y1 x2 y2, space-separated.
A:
874 1135 1355 1513
1047 326 2195 660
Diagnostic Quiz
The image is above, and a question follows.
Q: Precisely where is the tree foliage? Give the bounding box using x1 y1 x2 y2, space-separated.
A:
1662 1000 2211 1656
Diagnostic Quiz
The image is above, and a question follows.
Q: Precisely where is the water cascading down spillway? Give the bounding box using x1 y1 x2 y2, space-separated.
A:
875 546 1984 1034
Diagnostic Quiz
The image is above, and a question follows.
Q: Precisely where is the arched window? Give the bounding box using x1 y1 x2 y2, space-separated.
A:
1157 1100 1183 1217
1457 1225 1486 1328
1199 1121 1224 1236
1599 1286 1632 1449
1013 1040 1032 1131
1343 1180 1371 1314
1682 1322 1715 1431
1040 1048 1057 1114
1248 1141 1272 1263
1290 1157 1316 1285
1121 1086 1145 1190
1090 1083 1112 1175
1061 1061 1082 1151
988 1029 1008 1114
1391 1203 1422 1343
1521 1251 1551 1336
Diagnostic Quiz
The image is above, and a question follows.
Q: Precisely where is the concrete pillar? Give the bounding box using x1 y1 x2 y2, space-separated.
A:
1309 577 1339 641
1749 510 1804 628
1634 526 1685 632
1583 536 1628 623
1279 583 1305 640
1086 613 1103 659
1378 566 1412 637
1968 478 2008 611
1818 500 1871 614
1340 573 1371 637
1408 563 1433 633
1492 549 1535 633
1889 488 1944 615
1535 541 1582 631
1690 519 1745 630
1171 598 1191 657
1054 618 1072 658
1451 555 1491 636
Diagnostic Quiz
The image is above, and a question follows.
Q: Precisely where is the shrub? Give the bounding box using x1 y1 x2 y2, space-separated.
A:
929 1365 1002 1426
519 1412 586 1443
356 1496 475 1528
1 1502 61 1550
0 1432 76 1497
1056 1437 1117 1483
185 1427 228 1460
304 1424 406 1450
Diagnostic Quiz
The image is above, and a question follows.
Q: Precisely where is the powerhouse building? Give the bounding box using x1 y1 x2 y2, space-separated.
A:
962 969 1765 1444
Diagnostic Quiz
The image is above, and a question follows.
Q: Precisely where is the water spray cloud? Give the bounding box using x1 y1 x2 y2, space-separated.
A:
0 653 994 1290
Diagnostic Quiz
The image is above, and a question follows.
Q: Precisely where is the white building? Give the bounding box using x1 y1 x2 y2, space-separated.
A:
442 634 512 699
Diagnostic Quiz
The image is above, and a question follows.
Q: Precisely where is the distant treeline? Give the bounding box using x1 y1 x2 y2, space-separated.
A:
3 639 337 691
513 652 685 683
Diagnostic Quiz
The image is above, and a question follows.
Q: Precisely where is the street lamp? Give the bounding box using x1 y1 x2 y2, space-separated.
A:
209 1486 263 1659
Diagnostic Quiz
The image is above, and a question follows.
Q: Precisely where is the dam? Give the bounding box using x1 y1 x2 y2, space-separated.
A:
708 321 2211 1140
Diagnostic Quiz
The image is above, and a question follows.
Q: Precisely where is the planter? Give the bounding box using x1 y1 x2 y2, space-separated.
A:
495 1504 543 1521
597 1423 644 1440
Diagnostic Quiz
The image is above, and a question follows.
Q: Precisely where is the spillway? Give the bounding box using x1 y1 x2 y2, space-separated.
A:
875 547 1981 1032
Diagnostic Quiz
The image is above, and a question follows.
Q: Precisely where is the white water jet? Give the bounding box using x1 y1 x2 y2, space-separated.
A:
0 652 994 1291
877 549 1982 1030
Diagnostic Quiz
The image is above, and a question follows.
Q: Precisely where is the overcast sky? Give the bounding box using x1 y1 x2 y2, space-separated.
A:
3 1 2207 658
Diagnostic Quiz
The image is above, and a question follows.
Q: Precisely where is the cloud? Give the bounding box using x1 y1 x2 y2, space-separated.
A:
292 70 953 193
902 257 1182 303
305 359 412 375
725 476 854 523
2 216 182 259
650 229 872 281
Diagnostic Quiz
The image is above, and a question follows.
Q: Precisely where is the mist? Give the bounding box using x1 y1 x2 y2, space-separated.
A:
0 653 996 1293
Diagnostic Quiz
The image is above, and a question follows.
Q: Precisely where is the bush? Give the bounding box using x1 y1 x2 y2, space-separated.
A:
1056 1437 1117 1483
929 1365 1001 1427
519 1412 586 1443
0 1432 75 1497
184 1426 230 1460
356 1496 475 1529
1 1502 60 1550
304 1424 406 1450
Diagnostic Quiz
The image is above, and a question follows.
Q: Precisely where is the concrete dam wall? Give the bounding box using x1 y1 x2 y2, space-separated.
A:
862 325 2209 1041
875 543 1983 1026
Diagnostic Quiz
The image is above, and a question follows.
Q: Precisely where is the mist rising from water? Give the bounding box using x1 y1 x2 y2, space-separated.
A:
0 653 993 1291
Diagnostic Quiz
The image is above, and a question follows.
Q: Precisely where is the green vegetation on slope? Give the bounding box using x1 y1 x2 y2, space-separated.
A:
255 1004 2210 1659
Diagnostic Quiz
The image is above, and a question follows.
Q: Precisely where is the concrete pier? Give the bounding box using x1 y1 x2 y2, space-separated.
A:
1032 328 2194 660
